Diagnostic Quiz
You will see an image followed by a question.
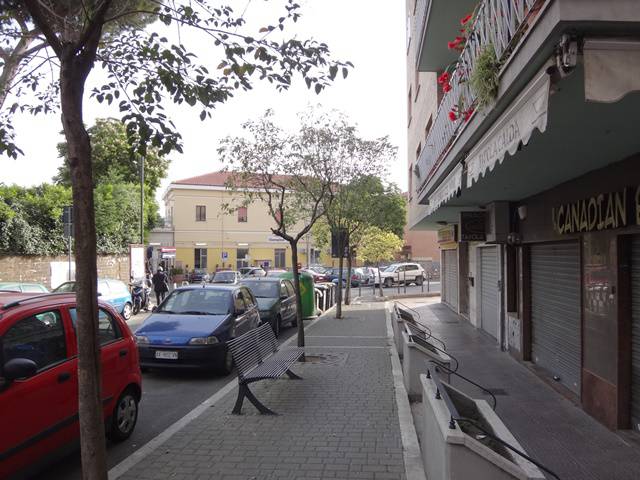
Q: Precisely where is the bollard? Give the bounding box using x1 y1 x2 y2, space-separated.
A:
403 270 407 294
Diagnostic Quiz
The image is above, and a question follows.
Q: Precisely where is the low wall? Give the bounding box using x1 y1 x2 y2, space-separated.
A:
0 254 130 289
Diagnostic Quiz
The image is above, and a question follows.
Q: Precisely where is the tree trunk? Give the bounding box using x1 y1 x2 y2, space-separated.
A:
377 261 383 297
290 242 305 355
345 248 352 306
60 59 107 480
336 243 344 319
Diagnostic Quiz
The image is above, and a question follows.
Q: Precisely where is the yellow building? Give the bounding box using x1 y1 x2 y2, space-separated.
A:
163 171 321 272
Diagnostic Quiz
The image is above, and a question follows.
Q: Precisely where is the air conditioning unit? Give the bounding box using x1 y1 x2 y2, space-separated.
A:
485 201 510 243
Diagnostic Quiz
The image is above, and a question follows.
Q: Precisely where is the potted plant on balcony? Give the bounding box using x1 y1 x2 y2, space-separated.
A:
470 44 500 108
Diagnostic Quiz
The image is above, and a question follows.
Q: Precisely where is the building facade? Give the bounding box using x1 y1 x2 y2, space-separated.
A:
408 0 640 431
160 172 321 272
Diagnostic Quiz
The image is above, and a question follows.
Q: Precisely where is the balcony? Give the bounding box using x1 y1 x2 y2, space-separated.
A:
414 0 544 199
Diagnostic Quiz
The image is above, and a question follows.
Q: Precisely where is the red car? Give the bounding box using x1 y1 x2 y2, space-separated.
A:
0 292 142 478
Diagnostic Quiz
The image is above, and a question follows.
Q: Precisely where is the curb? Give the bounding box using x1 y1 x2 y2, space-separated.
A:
108 305 336 480
384 302 427 480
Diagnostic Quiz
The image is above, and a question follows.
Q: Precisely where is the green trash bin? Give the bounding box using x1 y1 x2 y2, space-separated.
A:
281 271 316 318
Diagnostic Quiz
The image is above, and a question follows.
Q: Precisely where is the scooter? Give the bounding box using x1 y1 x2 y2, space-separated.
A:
131 280 151 315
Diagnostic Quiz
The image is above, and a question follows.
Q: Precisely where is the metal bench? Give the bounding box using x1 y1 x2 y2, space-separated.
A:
227 323 304 415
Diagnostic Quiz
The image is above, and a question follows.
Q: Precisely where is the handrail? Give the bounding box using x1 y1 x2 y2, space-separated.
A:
415 0 543 197
426 365 562 480
395 301 448 351
394 301 422 322
428 361 496 410
409 333 459 373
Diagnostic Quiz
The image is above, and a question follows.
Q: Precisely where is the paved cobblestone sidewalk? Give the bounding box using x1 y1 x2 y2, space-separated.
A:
116 304 407 480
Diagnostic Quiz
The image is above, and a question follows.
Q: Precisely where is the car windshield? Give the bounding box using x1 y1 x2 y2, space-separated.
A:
214 272 236 282
53 282 76 293
158 289 231 315
384 265 399 272
241 282 279 298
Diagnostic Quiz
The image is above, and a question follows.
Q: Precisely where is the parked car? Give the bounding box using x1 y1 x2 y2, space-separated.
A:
188 268 210 283
53 278 134 320
211 270 241 284
361 266 380 285
239 266 266 278
0 282 49 293
379 262 426 288
0 292 142 479
135 285 261 373
240 278 297 337
266 269 287 277
301 268 330 283
330 267 367 287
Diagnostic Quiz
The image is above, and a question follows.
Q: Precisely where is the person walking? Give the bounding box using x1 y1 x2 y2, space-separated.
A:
152 266 169 306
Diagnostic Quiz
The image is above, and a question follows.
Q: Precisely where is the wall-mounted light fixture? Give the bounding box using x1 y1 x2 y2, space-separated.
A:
517 205 527 221
237 243 249 247
195 242 207 246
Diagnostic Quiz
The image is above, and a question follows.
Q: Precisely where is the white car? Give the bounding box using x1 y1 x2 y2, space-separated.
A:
379 263 426 288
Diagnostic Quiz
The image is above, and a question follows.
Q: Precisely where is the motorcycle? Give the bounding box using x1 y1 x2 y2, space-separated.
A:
131 280 151 316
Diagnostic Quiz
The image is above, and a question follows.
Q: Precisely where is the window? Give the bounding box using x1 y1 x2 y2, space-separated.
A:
234 292 246 312
407 87 412 126
415 70 420 100
196 205 206 222
237 206 248 223
70 308 122 346
242 289 256 309
416 142 422 161
2 310 66 371
280 282 289 298
285 280 295 297
236 248 249 270
425 116 433 140
274 249 286 269
195 248 208 269
408 163 414 201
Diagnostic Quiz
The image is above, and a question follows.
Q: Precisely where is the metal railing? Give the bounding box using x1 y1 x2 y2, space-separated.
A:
415 0 543 197
425 364 562 479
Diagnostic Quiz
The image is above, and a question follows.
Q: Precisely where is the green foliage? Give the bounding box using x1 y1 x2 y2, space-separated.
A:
54 118 169 192
311 219 331 252
358 226 404 265
0 182 147 255
470 44 500 108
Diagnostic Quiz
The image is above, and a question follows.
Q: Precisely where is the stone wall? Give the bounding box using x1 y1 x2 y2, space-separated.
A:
0 254 130 289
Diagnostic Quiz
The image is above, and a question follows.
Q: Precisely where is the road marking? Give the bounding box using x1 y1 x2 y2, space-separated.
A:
385 302 427 480
108 305 335 479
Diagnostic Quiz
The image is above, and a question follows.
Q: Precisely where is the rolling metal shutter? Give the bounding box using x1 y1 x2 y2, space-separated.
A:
531 242 581 395
631 236 640 429
442 249 458 311
480 247 499 339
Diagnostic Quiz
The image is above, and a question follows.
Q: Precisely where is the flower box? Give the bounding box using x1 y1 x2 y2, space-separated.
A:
402 330 451 401
419 374 545 480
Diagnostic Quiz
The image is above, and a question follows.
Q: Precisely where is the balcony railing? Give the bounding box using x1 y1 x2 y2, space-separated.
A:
415 0 543 197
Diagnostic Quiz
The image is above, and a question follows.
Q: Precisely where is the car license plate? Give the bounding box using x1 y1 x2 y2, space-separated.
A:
155 350 178 360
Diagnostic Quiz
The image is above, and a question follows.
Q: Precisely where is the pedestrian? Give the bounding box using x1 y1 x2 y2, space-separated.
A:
152 266 169 306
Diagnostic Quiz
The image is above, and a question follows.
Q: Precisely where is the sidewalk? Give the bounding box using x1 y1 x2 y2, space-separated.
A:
112 304 414 480
401 297 640 480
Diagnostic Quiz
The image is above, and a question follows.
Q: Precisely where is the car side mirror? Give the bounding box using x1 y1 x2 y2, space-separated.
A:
152 306 158 312
4 358 37 381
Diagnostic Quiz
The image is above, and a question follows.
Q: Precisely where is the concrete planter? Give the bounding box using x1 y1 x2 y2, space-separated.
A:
391 307 406 357
402 331 451 401
419 374 545 480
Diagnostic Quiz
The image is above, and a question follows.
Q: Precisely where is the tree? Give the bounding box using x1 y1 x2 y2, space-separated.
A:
359 226 404 297
0 3 350 478
219 109 373 347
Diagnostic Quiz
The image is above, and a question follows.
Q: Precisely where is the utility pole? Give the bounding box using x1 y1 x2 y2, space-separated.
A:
306 233 310 268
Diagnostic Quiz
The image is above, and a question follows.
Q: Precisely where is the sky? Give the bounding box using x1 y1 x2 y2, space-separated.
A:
1 0 408 210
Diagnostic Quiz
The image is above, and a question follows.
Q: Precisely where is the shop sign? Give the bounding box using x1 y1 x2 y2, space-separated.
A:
459 211 486 241
552 187 640 234
437 225 457 244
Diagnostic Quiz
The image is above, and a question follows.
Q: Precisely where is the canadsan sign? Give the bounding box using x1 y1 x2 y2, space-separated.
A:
552 187 640 235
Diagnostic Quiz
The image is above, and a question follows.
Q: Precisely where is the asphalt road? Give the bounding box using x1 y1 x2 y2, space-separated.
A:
35 312 300 480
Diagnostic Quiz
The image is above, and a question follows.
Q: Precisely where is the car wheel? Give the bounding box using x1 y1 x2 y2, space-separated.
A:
272 316 281 338
132 300 140 316
108 388 139 442
218 348 234 375
384 277 393 288
122 302 132 320
416 275 424 286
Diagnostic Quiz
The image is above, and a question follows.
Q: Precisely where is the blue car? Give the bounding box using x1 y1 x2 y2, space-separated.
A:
134 285 261 374
53 278 133 320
